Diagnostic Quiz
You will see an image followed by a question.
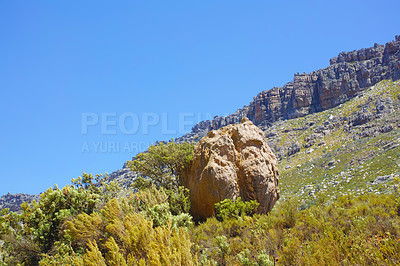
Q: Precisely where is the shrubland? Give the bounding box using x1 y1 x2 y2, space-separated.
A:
1 133 400 265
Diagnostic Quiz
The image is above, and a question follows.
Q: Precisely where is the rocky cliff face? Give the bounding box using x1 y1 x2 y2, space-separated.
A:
177 36 400 142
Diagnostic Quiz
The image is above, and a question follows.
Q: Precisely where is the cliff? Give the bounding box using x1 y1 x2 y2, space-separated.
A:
177 36 400 142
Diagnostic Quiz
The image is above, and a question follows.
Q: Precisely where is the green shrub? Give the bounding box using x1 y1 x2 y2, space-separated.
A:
273 196 299 228
215 197 259 221
166 186 191 215
146 203 171 227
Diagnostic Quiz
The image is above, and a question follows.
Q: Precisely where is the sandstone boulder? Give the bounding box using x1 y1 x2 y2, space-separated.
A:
182 118 279 220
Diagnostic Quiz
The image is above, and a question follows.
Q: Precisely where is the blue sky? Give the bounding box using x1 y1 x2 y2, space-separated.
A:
1 0 399 196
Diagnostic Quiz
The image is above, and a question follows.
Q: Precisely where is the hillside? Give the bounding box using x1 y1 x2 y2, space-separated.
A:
268 79 400 207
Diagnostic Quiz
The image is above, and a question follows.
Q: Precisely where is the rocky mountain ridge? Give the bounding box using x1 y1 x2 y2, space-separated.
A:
177 35 400 143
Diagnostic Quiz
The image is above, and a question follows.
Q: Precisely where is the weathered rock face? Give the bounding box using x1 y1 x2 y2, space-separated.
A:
176 36 400 143
182 118 279 220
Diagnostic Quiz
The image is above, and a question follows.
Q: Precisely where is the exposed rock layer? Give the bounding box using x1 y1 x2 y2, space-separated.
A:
182 118 279 220
177 36 400 142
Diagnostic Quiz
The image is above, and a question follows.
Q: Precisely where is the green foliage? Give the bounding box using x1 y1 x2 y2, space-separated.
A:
130 175 152 191
237 249 274 266
22 173 108 253
215 197 259 221
104 237 126 266
273 196 299 229
129 185 169 212
127 141 194 190
129 141 193 216
0 173 113 264
83 240 106 266
166 186 191 215
191 192 400 265
237 249 254 266
2 150 400 265
121 185 192 228
257 251 275 266
170 213 193 229
63 194 194 265
128 183 191 219
40 252 83 266
146 203 171 227
215 235 230 265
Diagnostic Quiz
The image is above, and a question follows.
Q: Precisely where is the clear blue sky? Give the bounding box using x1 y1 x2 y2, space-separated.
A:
1 0 399 196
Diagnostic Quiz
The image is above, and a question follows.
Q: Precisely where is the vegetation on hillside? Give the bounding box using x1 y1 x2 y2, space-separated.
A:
1 175 400 265
1 80 400 265
265 80 400 207
1 140 400 265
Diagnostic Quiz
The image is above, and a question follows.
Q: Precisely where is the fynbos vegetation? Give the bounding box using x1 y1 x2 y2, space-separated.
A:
1 139 400 265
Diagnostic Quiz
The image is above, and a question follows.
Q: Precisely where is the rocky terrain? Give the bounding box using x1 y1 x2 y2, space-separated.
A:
176 35 400 143
268 79 400 207
107 162 139 187
176 35 400 207
0 193 40 212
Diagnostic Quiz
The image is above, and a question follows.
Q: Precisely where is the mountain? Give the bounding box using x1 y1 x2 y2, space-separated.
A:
176 35 400 143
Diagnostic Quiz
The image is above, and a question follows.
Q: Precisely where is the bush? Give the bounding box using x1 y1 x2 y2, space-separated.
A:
0 173 114 264
215 197 259 221
64 195 194 265
3 164 400 265
165 186 191 215
273 196 299 229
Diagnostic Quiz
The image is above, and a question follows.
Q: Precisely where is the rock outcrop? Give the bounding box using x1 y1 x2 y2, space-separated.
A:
107 163 138 188
182 118 279 220
177 36 400 143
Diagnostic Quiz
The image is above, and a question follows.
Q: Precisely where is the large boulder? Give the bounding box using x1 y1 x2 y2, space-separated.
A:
182 118 279 220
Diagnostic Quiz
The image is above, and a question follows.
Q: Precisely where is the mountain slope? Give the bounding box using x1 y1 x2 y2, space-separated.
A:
267 79 400 207
177 35 400 143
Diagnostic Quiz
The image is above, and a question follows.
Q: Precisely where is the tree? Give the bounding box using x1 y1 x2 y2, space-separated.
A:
127 141 194 190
